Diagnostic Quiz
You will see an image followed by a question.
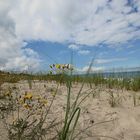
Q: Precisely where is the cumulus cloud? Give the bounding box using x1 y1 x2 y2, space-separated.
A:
0 0 140 70
0 0 40 71
9 0 140 46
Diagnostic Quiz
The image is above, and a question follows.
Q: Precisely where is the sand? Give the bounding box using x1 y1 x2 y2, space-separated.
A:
0 81 140 140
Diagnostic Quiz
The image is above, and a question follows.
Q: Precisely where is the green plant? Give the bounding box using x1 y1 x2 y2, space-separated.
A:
0 83 60 140
108 90 124 107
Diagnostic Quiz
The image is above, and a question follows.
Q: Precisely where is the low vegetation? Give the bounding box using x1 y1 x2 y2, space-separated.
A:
0 69 140 140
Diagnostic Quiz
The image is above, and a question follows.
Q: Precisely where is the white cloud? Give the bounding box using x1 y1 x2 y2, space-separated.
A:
0 0 140 71
68 44 91 56
8 0 140 46
76 66 104 73
68 44 90 55
1 54 40 71
78 50 90 55
95 59 110 64
68 44 80 50
94 58 127 64
0 0 41 71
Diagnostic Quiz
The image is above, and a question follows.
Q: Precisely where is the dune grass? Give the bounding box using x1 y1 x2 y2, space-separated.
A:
0 70 140 91
0 68 140 140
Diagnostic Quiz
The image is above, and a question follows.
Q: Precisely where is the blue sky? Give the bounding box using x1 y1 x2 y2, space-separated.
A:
0 0 140 72
25 39 140 72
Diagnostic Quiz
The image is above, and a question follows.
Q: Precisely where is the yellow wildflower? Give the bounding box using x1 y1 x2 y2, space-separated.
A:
24 93 33 100
23 103 31 109
19 98 24 104
41 99 48 106
56 64 61 69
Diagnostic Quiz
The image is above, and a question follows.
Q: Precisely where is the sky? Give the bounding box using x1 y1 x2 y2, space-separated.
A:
0 0 140 73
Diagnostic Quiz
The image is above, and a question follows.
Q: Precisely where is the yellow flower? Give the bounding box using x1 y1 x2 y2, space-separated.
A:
41 99 48 106
56 64 61 69
23 103 31 109
24 93 33 100
19 98 24 104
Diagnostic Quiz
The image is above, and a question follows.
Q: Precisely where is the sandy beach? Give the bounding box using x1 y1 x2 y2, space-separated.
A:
0 81 140 140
